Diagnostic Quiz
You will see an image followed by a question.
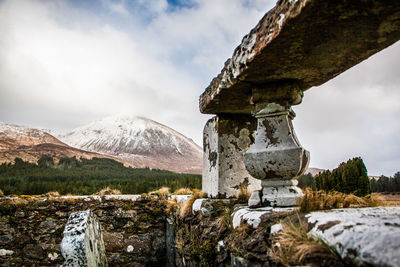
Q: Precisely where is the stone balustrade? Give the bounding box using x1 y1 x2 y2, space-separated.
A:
199 0 400 207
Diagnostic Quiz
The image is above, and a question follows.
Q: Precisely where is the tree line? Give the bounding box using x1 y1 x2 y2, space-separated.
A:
298 157 399 196
0 156 201 195
370 173 400 193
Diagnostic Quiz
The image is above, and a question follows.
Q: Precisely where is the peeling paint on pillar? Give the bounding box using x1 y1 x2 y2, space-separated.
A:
202 115 261 197
203 117 219 197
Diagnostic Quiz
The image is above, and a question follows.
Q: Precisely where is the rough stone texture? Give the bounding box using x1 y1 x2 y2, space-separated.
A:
231 206 295 229
260 180 303 207
2 196 398 266
192 198 232 216
202 115 261 197
200 0 400 114
61 210 108 267
243 103 308 207
173 199 300 266
0 196 168 266
306 207 400 267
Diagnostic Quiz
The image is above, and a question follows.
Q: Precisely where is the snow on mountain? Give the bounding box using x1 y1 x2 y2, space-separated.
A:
0 122 124 165
58 115 203 174
0 122 65 148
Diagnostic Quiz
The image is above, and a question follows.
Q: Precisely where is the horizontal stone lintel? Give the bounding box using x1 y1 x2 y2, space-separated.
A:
200 0 400 114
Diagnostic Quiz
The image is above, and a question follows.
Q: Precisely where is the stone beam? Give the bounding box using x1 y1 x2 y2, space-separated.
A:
200 0 400 114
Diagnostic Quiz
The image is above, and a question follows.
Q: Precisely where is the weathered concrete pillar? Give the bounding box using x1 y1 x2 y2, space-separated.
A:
202 114 261 198
61 210 108 267
244 85 309 207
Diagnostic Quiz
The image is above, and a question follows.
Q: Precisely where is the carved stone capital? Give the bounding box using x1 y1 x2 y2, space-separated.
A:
251 81 304 108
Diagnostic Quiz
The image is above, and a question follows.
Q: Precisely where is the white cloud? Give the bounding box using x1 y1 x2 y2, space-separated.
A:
0 0 273 143
102 0 130 16
0 0 398 176
294 42 400 176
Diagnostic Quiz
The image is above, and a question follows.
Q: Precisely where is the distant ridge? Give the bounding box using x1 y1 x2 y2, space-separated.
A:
57 115 203 174
0 122 126 165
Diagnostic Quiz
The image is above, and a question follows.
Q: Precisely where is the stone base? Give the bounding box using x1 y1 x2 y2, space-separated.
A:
248 180 303 208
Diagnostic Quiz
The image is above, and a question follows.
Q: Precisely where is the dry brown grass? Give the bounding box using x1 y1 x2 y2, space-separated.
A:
236 186 251 203
166 198 179 213
269 218 343 266
149 187 171 196
373 193 400 206
95 187 121 197
19 195 42 198
299 188 381 213
179 190 207 218
173 187 193 195
7 198 29 206
45 191 61 198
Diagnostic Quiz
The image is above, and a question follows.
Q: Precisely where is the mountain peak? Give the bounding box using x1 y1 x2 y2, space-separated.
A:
58 115 203 174
0 122 125 165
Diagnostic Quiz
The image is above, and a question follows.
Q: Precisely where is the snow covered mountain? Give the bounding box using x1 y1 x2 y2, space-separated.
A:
58 115 203 174
0 122 123 165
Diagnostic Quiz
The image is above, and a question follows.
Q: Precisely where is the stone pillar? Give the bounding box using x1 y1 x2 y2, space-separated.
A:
244 85 309 207
61 210 108 267
202 114 261 198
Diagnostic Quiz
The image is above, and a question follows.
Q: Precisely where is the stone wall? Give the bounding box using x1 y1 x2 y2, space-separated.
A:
0 196 167 266
1 195 398 266
171 199 289 267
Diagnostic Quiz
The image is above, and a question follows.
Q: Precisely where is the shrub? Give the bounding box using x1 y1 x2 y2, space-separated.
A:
179 190 207 218
45 191 61 198
236 186 250 203
173 187 193 195
149 187 170 196
95 187 121 197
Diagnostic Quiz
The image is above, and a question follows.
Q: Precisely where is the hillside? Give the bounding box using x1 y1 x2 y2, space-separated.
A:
58 115 203 174
0 122 127 165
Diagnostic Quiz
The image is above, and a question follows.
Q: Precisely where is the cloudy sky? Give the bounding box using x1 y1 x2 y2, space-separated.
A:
0 0 399 176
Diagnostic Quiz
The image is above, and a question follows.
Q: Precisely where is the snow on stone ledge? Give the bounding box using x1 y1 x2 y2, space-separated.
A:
170 194 192 203
231 207 295 229
3 194 192 203
306 207 400 267
61 210 107 267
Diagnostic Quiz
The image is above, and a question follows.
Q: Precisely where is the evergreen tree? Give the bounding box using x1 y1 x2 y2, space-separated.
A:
38 155 54 168
314 157 370 196
354 157 370 196
298 173 315 190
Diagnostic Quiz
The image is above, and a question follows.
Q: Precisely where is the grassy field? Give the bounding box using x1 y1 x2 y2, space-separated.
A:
373 192 400 206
